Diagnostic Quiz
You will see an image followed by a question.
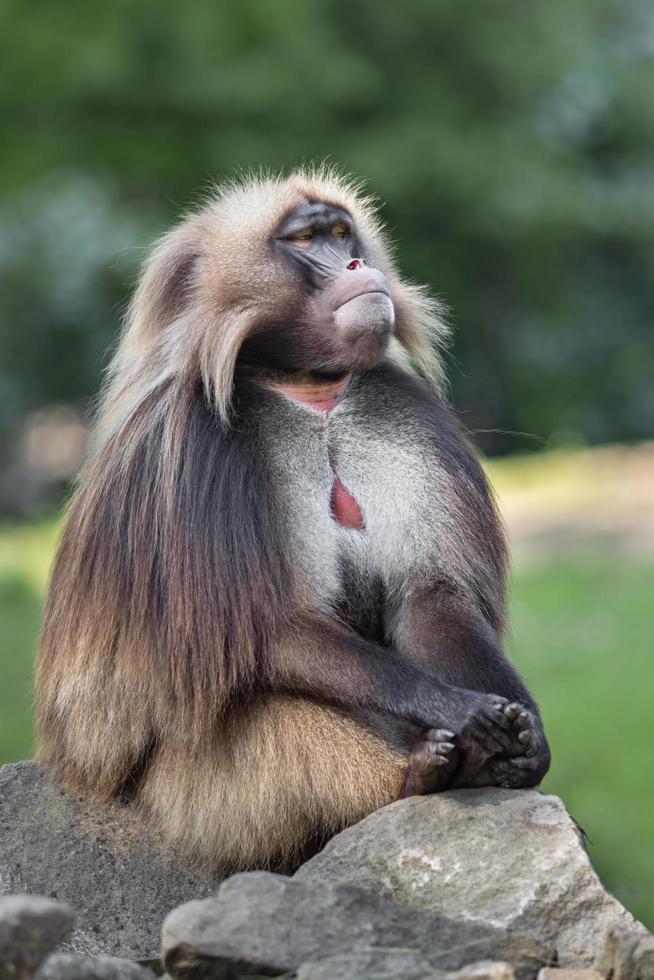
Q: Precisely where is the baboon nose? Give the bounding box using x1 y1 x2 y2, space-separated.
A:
346 258 366 271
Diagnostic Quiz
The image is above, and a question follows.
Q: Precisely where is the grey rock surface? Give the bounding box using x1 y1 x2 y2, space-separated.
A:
0 762 222 959
296 954 515 980
594 924 654 980
36 953 155 979
536 972 602 980
162 871 551 980
296 789 650 968
296 951 442 980
0 894 73 980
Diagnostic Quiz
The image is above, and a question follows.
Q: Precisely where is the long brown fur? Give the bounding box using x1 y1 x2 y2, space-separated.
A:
35 168 447 869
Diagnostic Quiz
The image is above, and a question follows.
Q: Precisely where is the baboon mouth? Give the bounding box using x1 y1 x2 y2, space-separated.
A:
334 289 391 311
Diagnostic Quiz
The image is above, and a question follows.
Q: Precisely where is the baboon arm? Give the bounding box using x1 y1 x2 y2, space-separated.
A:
389 589 538 711
270 618 473 730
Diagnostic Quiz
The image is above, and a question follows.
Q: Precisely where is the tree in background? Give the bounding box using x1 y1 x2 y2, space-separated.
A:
1 0 653 510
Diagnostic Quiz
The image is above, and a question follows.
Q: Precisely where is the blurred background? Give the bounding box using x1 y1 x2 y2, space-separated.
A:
1 0 653 926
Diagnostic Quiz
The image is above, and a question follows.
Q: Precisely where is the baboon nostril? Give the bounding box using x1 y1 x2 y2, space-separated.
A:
346 258 364 271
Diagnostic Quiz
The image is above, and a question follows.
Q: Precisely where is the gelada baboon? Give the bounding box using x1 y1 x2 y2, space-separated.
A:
36 168 550 871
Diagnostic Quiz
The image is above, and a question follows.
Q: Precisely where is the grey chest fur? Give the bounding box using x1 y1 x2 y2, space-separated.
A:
257 390 443 620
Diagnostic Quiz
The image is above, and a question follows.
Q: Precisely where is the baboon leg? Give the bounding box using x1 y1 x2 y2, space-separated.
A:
136 695 410 871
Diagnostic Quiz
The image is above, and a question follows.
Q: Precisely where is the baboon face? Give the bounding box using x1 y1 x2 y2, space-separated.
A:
238 198 395 379
122 170 445 424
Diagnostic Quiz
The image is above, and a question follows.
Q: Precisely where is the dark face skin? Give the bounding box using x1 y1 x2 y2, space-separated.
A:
239 201 396 380
275 201 362 287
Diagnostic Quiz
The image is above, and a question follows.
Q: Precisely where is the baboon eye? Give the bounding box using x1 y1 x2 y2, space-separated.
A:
289 229 314 249
332 224 348 240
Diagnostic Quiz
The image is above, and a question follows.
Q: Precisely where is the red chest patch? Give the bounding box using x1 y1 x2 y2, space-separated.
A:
330 475 365 530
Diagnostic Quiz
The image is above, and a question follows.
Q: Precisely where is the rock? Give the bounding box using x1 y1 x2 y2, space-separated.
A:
0 895 74 980
0 762 223 959
594 924 654 980
296 789 651 968
296 954 515 980
537 972 602 980
456 966 516 980
296 951 444 979
459 966 516 980
162 871 551 980
35 954 156 979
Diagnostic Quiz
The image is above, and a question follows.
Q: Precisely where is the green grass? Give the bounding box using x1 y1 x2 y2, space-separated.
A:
0 519 59 763
509 558 654 927
0 576 40 762
1 517 652 928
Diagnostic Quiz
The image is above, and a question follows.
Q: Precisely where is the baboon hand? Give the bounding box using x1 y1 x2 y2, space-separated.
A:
451 702 551 789
441 690 522 761
485 706 551 788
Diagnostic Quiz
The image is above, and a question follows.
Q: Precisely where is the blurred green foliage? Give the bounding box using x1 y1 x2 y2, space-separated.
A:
2 499 653 928
2 0 654 460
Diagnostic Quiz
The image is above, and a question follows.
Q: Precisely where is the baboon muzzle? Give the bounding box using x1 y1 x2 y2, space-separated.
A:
330 260 395 347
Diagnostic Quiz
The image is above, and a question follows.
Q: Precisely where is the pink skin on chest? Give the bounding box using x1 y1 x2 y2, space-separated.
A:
271 375 365 531
329 475 365 530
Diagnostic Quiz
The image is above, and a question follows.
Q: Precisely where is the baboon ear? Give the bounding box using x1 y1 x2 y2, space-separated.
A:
130 225 200 336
